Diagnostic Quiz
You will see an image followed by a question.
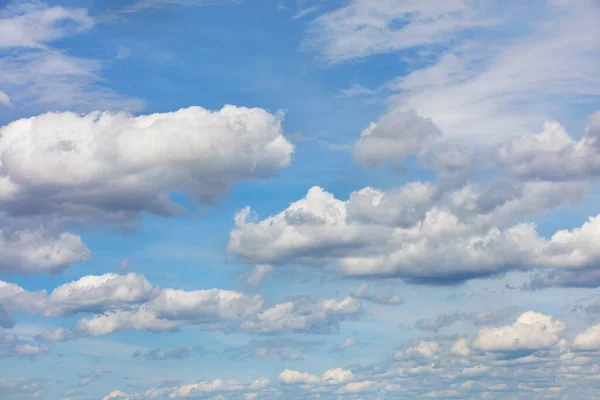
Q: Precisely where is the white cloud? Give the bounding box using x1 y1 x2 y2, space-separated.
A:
0 106 293 224
353 109 441 168
241 296 361 334
304 0 490 63
451 338 471 358
334 338 358 352
395 341 440 360
228 180 594 283
74 287 263 336
0 90 9 105
45 273 159 317
243 264 274 288
0 229 89 274
167 377 269 398
79 369 109 386
0 3 94 49
0 343 49 358
572 323 600 351
384 2 599 145
472 311 566 352
35 327 71 343
497 112 600 180
279 367 353 385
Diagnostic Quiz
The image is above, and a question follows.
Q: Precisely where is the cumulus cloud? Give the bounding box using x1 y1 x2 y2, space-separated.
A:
353 109 441 168
0 106 293 224
0 342 49 358
497 113 600 180
74 287 263 336
279 367 353 385
228 180 594 284
572 323 600 351
472 311 566 352
166 377 270 399
241 296 361 334
0 229 89 274
44 273 159 317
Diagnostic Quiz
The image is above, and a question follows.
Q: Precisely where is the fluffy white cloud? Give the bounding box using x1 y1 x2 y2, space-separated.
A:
74 286 265 336
353 109 441 168
241 296 361 334
450 339 471 358
44 273 158 317
497 112 600 180
279 367 353 385
395 341 440 360
167 378 270 398
0 3 94 49
572 323 600 351
0 229 89 274
0 106 293 223
229 180 595 284
472 312 566 352
0 343 49 358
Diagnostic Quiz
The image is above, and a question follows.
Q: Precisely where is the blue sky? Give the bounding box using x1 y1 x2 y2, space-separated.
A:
0 0 600 399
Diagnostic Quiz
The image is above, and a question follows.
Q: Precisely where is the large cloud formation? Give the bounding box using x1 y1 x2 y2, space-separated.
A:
228 178 598 284
0 273 362 337
0 105 293 223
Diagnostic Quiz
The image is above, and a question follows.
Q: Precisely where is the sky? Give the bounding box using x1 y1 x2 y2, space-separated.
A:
0 0 599 399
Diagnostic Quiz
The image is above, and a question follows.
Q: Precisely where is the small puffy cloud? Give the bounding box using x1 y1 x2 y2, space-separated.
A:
472 311 566 352
0 106 293 224
0 229 90 274
74 309 179 336
351 283 403 305
44 273 159 317
241 296 361 334
572 323 600 351
395 341 440 361
451 339 471 358
279 367 353 385
497 112 600 180
353 109 441 168
167 377 270 398
34 327 71 343
0 343 49 358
